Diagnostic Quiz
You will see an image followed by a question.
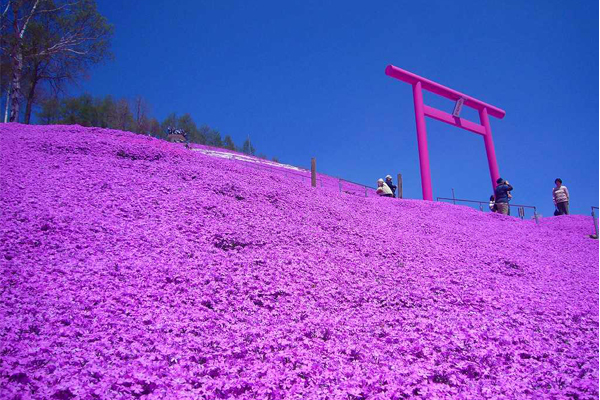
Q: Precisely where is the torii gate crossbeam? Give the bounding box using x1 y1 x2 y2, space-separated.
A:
385 65 506 201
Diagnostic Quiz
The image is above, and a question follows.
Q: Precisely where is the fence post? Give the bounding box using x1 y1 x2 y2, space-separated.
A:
533 208 539 225
518 207 525 220
592 207 599 238
338 179 342 193
365 186 368 197
452 188 456 205
479 203 483 212
311 158 316 187
397 173 403 199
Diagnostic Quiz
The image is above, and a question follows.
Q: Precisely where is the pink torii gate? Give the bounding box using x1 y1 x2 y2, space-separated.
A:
385 65 506 201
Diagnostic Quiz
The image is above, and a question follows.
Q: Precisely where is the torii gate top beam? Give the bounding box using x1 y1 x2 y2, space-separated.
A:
385 65 506 119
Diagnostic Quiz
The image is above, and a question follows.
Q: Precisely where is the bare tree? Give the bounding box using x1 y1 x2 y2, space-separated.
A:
132 95 150 133
114 98 133 131
1 1 13 122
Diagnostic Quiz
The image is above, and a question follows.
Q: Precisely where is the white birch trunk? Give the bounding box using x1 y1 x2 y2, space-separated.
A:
3 82 11 123
8 0 40 122
8 49 22 122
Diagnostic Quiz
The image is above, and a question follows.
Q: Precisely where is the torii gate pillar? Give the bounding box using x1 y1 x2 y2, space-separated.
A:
386 65 505 201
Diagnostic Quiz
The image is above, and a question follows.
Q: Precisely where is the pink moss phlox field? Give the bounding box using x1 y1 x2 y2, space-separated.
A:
0 124 598 399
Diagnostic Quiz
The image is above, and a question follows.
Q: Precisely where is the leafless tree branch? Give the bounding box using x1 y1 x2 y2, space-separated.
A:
2 0 11 18
36 1 79 14
19 0 41 38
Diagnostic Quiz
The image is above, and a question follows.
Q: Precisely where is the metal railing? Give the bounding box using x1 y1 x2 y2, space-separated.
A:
436 197 539 223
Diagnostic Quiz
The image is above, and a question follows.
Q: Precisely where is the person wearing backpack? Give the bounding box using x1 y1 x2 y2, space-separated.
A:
552 178 570 215
494 178 513 215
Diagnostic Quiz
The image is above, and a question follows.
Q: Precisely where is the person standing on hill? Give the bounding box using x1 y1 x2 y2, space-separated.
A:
553 178 570 215
376 178 393 197
385 175 397 198
489 195 497 212
494 178 513 215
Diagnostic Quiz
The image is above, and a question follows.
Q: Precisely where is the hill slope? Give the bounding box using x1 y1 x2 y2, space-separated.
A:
1 124 598 399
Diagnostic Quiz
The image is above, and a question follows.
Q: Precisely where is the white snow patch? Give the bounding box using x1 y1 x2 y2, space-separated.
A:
193 148 306 172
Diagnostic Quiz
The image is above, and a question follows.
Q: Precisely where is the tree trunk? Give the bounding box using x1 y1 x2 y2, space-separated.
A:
8 49 23 123
3 82 11 123
24 70 40 124
9 7 23 123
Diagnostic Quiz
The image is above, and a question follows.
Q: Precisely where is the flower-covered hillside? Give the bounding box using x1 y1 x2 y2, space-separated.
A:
190 146 378 197
0 124 598 399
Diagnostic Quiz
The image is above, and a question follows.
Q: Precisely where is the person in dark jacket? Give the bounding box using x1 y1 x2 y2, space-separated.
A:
385 175 397 198
494 178 513 215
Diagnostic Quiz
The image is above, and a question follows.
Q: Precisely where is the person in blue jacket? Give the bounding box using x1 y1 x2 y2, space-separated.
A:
494 178 513 215
385 175 397 198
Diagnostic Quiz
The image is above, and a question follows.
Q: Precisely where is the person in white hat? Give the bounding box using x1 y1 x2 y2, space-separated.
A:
376 178 393 197
385 175 397 198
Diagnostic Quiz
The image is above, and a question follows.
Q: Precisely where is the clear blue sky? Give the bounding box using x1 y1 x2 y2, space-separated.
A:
79 0 598 217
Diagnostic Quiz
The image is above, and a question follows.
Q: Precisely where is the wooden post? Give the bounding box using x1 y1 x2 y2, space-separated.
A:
397 173 403 199
311 158 316 187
